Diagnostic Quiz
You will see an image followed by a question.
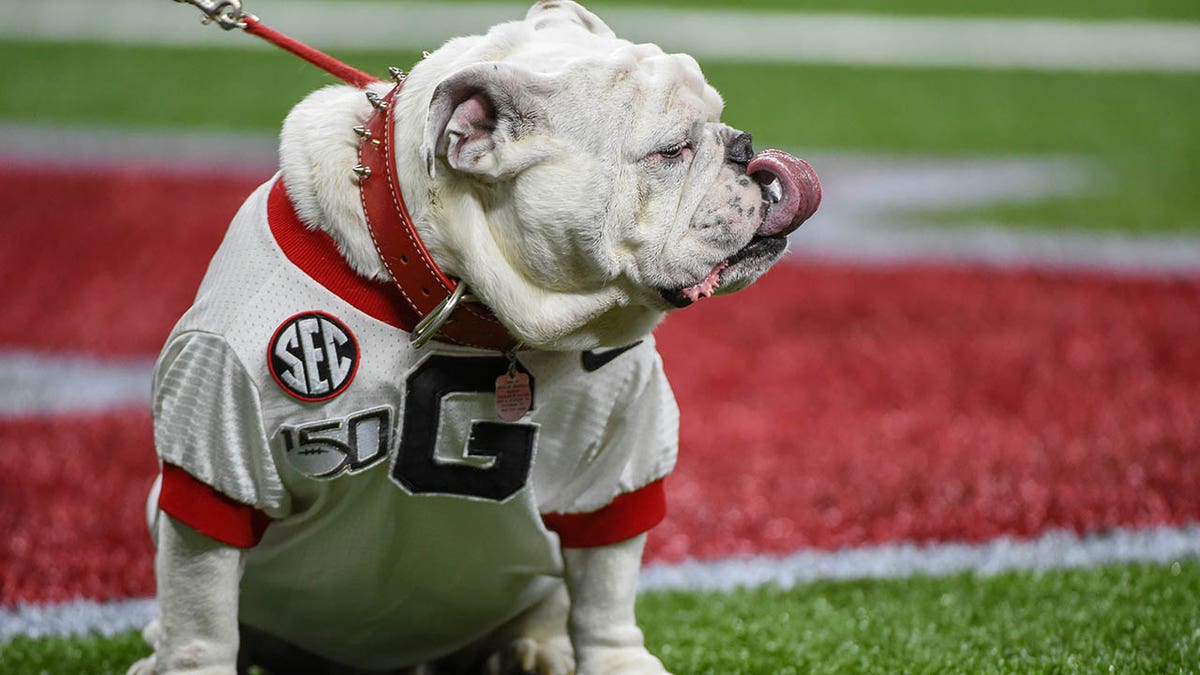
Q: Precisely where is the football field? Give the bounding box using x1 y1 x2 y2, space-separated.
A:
1 0 1199 673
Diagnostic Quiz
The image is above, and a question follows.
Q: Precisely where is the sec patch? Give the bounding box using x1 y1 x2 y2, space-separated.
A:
269 311 359 402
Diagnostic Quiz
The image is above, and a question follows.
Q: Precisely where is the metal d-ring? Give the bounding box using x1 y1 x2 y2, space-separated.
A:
411 283 476 348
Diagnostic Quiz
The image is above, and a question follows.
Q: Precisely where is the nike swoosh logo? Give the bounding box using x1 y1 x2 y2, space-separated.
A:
581 341 643 372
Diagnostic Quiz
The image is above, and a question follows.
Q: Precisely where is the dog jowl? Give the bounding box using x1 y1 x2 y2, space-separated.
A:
133 2 819 674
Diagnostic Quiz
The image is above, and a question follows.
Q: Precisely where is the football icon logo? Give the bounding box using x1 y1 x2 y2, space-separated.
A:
279 407 392 480
269 312 359 401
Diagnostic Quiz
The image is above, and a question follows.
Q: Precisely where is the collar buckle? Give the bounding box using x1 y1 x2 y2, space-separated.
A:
411 283 477 348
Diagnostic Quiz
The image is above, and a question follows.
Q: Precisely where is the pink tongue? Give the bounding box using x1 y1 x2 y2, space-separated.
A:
746 149 822 237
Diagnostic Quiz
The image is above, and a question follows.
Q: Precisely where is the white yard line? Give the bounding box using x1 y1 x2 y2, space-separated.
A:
792 218 1200 276
639 524 1200 593
3 524 1197 642
7 0 1200 73
0 125 278 172
0 124 279 173
0 598 157 643
0 352 154 418
793 154 1200 276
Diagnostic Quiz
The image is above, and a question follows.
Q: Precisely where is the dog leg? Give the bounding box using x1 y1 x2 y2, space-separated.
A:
562 534 670 675
132 513 243 675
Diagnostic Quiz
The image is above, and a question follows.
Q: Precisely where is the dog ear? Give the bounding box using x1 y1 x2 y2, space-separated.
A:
422 63 557 181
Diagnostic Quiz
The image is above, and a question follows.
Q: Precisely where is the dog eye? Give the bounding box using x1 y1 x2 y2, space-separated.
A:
653 142 692 161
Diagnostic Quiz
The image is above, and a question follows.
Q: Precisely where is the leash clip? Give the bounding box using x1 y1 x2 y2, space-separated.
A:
174 0 249 30
411 283 477 348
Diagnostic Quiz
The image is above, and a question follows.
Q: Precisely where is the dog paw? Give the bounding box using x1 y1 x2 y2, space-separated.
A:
127 620 160 675
126 655 156 675
576 646 670 675
483 636 575 675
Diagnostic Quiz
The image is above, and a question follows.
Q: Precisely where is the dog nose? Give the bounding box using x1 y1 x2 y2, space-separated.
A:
726 132 754 166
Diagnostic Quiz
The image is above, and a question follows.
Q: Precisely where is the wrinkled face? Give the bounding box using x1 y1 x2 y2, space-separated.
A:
422 1 819 325
501 44 820 309
546 46 821 310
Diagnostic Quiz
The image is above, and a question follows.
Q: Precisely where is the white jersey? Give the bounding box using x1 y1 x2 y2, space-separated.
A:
151 176 679 669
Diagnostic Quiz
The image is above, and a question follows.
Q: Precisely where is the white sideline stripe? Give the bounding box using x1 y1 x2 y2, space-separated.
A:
0 599 157 644
0 124 279 174
8 0 1200 73
3 524 1197 642
0 352 154 418
639 524 1200 593
791 152 1200 276
791 220 1200 277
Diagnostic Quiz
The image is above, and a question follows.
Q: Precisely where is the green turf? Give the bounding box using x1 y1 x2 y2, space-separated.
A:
638 561 1200 674
2 39 1198 233
0 630 149 675
1 41 409 134
3 561 1196 674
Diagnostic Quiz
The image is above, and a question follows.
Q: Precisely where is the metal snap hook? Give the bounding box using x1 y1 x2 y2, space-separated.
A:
174 0 248 30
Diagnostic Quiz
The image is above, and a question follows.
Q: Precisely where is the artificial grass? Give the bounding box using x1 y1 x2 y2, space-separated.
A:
3 561 1195 674
2 40 1198 233
638 561 1200 674
0 630 148 675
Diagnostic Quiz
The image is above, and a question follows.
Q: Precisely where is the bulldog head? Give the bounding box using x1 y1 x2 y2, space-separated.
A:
281 1 819 350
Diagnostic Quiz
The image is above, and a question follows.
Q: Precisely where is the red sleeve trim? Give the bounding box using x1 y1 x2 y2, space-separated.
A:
158 463 272 549
542 479 667 548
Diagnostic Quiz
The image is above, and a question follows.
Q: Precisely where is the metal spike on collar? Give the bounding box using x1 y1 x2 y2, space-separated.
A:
353 125 370 140
365 91 387 110
387 66 405 82
352 164 371 179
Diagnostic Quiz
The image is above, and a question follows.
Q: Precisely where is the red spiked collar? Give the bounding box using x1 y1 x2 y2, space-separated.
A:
171 4 516 350
354 80 518 351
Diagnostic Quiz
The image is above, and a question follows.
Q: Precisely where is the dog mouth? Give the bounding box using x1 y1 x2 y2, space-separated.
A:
659 149 820 309
659 235 787 308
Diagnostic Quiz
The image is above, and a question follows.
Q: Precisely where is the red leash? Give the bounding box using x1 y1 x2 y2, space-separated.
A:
174 0 380 87
242 16 380 88
174 0 520 350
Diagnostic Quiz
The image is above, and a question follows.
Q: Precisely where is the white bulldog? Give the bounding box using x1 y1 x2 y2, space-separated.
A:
132 2 818 674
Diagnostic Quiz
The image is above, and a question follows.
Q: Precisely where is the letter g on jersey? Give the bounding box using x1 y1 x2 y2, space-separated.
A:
269 311 359 401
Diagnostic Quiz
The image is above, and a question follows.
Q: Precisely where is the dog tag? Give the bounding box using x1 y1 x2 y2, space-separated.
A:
494 371 532 421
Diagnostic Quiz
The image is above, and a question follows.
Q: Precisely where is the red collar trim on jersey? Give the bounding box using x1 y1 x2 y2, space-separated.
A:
268 174 520 353
268 178 421 332
356 84 518 351
267 88 518 349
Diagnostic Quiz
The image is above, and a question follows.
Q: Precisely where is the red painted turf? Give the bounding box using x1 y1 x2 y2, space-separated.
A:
0 165 268 356
1 166 1198 605
0 411 157 605
651 265 1200 562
